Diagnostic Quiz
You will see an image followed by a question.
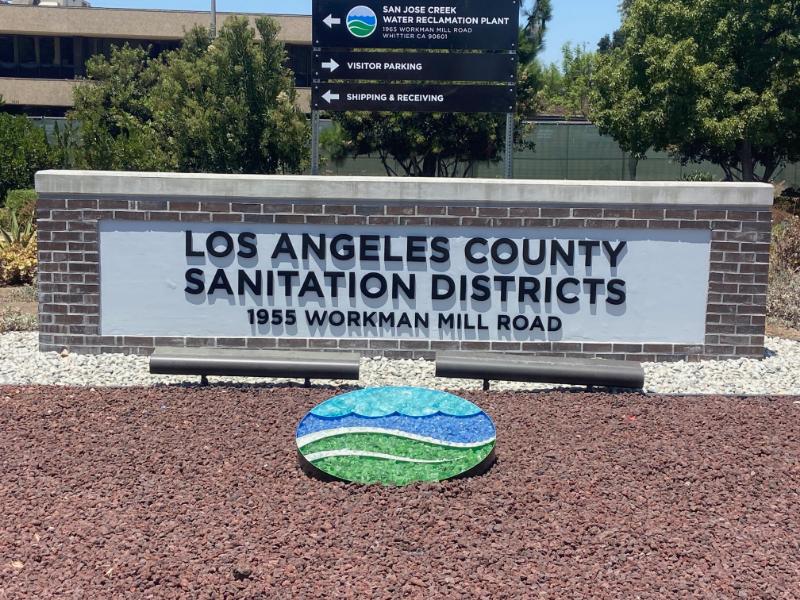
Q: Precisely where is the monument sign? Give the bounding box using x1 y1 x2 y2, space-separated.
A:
35 171 773 362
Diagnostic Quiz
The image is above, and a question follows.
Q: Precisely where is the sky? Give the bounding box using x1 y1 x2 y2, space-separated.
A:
90 0 622 66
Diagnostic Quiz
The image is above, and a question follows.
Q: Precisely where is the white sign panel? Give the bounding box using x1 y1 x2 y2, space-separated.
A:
99 221 711 343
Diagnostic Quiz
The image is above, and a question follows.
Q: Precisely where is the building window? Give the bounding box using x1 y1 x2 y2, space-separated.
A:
61 37 75 68
286 44 311 87
17 36 36 65
40 37 56 66
0 35 313 88
0 36 13 64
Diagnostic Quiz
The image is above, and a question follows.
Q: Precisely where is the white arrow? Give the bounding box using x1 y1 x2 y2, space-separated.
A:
322 90 340 103
321 58 340 72
323 14 341 28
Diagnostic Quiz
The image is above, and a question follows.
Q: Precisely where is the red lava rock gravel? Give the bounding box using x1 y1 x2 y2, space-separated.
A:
1 385 799 598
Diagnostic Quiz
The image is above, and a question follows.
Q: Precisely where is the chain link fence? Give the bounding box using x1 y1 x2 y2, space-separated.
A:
29 116 800 186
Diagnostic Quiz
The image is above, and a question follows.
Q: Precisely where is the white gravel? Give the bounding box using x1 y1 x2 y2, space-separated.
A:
0 331 799 395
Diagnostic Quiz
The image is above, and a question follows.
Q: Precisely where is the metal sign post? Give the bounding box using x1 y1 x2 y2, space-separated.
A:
504 112 514 179
311 109 321 175
210 0 216 38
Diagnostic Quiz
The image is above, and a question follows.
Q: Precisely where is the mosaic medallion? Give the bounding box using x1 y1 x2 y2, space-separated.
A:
296 386 496 485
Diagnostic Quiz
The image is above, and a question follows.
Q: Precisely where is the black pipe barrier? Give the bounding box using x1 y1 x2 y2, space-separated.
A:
435 353 645 390
149 348 361 382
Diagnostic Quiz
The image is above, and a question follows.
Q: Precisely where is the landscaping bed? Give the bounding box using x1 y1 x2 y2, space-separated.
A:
1 386 798 598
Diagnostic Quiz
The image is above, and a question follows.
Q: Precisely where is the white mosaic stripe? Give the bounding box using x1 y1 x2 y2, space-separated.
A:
296 427 495 449
304 449 451 464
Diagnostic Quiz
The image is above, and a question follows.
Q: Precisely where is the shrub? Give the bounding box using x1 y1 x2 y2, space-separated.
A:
5 285 37 302
0 239 37 285
775 195 800 218
772 215 800 273
0 307 37 333
0 114 51 204
0 209 35 248
680 170 714 182
5 189 36 215
0 207 37 285
768 269 800 330
1 189 37 230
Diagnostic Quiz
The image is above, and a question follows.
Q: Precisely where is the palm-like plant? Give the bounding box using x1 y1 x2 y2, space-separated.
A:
0 210 35 249
522 0 552 60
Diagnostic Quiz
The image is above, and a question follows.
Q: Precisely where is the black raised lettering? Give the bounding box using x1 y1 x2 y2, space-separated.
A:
237 270 261 295
584 278 605 304
359 235 380 261
491 238 518 265
577 240 600 267
185 231 204 257
271 233 297 260
332 234 355 261
465 237 488 263
302 234 326 260
432 274 455 299
607 279 626 305
471 275 491 301
556 277 580 303
361 273 388 299
550 240 575 267
522 239 545 265
208 269 233 294
391 274 415 300
237 232 257 259
407 236 427 262
430 236 450 263
603 241 627 267
207 231 234 258
299 272 323 297
184 268 204 294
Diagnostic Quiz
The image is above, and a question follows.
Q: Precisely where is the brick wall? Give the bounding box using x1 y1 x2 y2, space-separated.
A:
36 187 772 361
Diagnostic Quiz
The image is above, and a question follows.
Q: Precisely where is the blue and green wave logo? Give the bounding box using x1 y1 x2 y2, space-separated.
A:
346 5 377 38
296 387 496 485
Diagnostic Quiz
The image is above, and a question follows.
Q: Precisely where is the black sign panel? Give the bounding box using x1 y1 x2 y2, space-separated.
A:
312 83 515 113
313 0 519 50
313 51 516 82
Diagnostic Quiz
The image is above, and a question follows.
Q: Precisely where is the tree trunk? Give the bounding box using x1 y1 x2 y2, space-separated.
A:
422 154 437 177
739 140 755 182
627 156 638 181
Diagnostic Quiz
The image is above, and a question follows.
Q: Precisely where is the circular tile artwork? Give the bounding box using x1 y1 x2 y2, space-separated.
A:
296 386 496 485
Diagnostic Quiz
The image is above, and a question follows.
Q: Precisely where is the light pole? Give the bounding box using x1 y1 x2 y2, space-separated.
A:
210 0 217 38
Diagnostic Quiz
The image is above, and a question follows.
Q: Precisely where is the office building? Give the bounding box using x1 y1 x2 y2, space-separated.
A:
0 3 312 115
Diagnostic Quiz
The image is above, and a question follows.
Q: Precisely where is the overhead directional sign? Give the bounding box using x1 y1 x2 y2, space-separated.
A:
313 51 516 82
312 83 515 113
313 0 519 50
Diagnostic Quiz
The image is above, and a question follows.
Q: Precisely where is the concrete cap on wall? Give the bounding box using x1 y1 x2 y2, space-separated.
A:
35 170 775 207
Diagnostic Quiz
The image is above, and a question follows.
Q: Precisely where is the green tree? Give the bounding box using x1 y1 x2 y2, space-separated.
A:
70 45 170 171
519 0 552 65
539 44 596 117
534 61 563 113
150 17 309 174
70 16 309 174
0 112 52 204
327 1 551 177
590 36 654 179
591 0 800 182
560 44 595 118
